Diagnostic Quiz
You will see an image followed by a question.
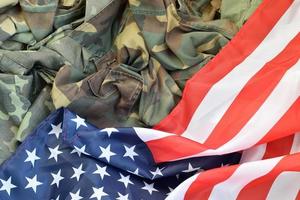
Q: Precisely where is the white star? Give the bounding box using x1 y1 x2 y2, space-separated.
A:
141 182 158 195
132 168 139 176
123 145 138 160
71 145 90 157
48 123 62 139
93 164 110 180
99 144 116 162
118 173 133 188
117 192 129 200
71 164 85 181
48 145 63 162
90 187 107 200
24 148 40 167
182 163 201 173
51 195 60 200
100 128 119 137
70 189 82 200
150 167 163 179
25 175 43 193
51 170 64 188
0 177 16 196
71 115 87 129
166 187 174 196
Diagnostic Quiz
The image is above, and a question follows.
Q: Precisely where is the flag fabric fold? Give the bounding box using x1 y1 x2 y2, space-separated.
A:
151 0 300 161
0 108 240 199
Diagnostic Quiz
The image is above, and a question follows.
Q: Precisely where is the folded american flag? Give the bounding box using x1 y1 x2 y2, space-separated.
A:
1 0 300 199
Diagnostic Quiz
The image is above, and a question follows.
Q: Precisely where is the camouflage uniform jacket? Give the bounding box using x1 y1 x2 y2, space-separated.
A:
51 0 261 128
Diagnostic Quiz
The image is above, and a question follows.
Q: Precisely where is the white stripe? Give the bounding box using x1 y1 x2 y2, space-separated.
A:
182 59 300 158
290 133 300 154
133 127 174 142
209 156 282 200
181 0 300 143
165 173 198 200
266 172 300 200
240 144 267 163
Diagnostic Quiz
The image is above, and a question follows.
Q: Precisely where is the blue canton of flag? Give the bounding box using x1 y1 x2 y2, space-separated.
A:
0 108 240 199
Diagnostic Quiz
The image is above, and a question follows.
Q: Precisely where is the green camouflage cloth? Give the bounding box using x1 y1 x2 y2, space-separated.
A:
221 0 263 28
0 0 261 163
0 0 85 163
51 0 261 128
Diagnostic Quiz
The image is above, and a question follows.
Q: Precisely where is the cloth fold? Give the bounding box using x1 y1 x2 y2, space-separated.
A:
0 108 240 199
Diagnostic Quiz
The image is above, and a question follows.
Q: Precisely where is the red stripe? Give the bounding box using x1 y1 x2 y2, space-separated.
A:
258 97 300 144
262 135 295 160
184 165 239 200
236 153 300 200
154 0 294 136
203 33 300 148
146 135 207 163
148 98 300 163
295 191 300 200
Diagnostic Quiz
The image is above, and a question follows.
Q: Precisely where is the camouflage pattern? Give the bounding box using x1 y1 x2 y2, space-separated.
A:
51 0 261 128
0 0 85 50
0 0 85 163
0 0 261 163
221 0 262 28
0 0 18 13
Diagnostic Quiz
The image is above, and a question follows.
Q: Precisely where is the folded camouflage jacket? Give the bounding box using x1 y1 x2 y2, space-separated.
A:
0 0 261 163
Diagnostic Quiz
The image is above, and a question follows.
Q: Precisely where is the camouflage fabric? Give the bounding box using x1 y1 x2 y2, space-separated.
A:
0 0 85 50
51 0 261 128
0 0 261 164
0 1 18 13
221 0 262 28
0 0 85 163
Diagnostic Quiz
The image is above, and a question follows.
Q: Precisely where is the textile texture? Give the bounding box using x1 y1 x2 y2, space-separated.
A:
0 0 261 164
3 0 300 200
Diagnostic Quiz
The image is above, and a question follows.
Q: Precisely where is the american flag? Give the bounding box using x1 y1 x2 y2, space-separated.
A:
0 108 239 199
1 0 300 199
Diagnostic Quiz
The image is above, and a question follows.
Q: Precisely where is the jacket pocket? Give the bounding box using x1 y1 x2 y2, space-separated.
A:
87 60 143 115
